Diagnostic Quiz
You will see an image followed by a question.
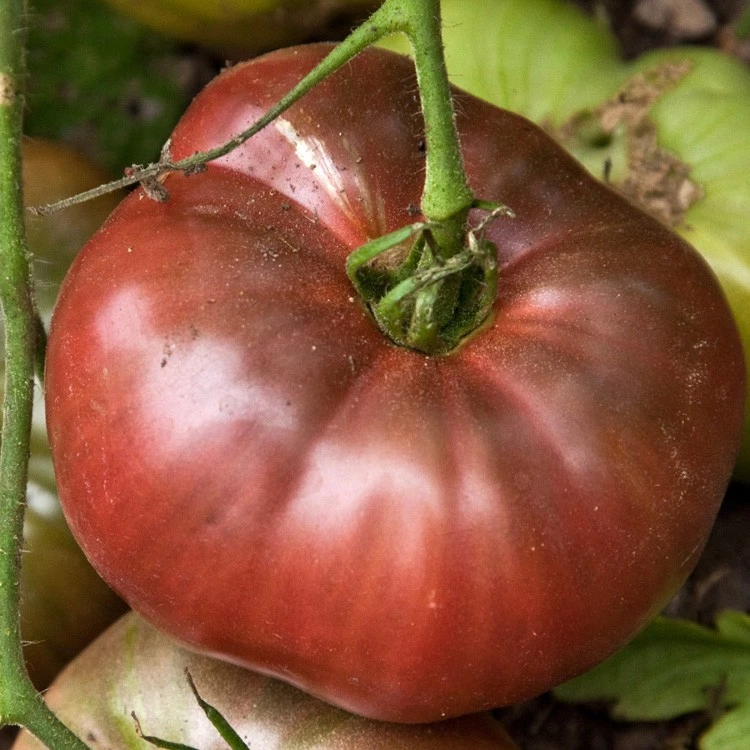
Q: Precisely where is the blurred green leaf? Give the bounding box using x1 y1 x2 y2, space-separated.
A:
555 611 750 750
25 0 209 173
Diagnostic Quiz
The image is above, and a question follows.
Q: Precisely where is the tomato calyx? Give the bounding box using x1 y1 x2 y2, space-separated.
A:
347 200 513 355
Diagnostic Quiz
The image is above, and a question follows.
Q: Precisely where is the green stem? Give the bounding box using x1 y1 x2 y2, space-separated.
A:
399 0 473 223
33 0 473 237
340 0 505 354
342 0 492 353
0 2 88 747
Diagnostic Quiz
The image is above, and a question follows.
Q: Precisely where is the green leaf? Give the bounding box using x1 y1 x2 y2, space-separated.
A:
554 612 750 750
703 705 750 750
25 0 199 172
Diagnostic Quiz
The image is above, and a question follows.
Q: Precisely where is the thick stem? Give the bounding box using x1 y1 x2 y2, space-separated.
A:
0 2 88 747
342 0 495 354
0 0 35 704
399 0 473 224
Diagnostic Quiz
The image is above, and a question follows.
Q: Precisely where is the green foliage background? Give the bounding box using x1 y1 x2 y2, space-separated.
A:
25 0 209 173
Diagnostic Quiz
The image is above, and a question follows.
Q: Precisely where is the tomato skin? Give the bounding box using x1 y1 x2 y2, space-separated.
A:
45 46 744 722
13 613 519 750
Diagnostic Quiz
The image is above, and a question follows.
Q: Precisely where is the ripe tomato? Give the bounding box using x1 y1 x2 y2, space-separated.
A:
13 613 519 749
384 0 750 480
101 0 380 58
45 46 744 722
1 140 127 688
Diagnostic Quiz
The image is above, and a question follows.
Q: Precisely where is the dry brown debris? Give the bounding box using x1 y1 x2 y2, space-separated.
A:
555 60 704 228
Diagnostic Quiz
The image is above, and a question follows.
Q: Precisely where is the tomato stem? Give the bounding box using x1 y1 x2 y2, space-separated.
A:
31 0 474 231
33 0 502 355
0 2 89 748
395 0 474 223
737 4 750 38
343 0 509 354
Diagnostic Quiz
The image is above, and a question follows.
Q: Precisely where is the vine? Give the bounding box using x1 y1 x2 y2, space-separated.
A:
0 0 88 747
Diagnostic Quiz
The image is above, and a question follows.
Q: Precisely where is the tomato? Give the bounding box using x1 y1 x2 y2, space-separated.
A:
101 0 380 58
0 139 127 688
13 613 519 749
45 45 744 723
382 0 750 480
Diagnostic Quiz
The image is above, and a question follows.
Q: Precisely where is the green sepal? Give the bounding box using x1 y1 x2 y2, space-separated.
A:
345 221 430 304
346 202 511 356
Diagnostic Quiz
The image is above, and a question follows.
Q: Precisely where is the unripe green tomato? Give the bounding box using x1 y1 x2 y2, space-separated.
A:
2 139 127 688
101 0 380 58
13 613 519 750
384 0 750 480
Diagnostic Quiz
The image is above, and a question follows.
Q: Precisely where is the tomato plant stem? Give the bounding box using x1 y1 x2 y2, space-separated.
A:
32 0 494 355
32 0 474 232
0 2 88 748
0 0 34 703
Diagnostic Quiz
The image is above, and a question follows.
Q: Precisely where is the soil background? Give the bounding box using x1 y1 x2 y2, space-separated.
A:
574 0 750 58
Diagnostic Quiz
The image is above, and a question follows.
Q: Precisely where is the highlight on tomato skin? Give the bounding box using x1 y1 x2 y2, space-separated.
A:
12 613 520 750
44 45 745 723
